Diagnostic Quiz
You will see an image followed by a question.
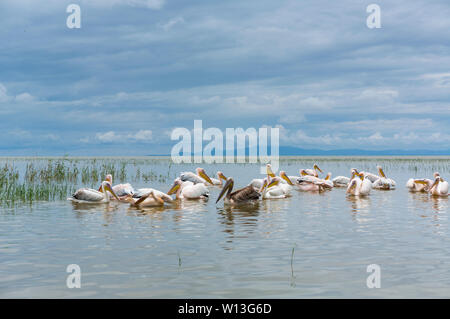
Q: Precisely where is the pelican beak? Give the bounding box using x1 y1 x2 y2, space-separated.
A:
429 178 439 191
167 182 180 195
219 172 227 181
347 180 357 193
267 179 279 188
358 173 364 181
314 164 323 173
324 173 331 181
300 170 307 176
266 164 276 177
98 185 103 192
280 172 294 185
414 180 428 185
378 166 386 178
216 178 233 203
258 179 268 193
105 183 120 201
199 169 213 185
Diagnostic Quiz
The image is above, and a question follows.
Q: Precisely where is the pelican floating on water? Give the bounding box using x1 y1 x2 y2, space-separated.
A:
123 190 167 207
101 174 134 199
296 175 332 192
210 171 228 186
332 168 358 187
132 188 173 203
300 164 323 177
179 168 214 185
69 181 120 203
260 177 289 199
279 171 299 186
216 178 260 204
406 173 438 192
429 174 449 197
168 178 210 200
372 166 396 190
248 164 276 190
346 172 371 196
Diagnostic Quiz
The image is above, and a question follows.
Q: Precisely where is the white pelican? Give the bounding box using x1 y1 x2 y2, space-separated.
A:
100 174 134 199
322 173 334 188
210 171 228 186
296 175 332 192
332 168 358 187
69 181 120 203
216 178 261 204
168 178 210 200
372 165 396 190
132 188 173 202
299 164 323 177
406 174 437 192
123 190 166 207
259 177 289 199
248 164 276 190
279 171 299 186
429 175 449 197
179 168 214 185
346 173 371 196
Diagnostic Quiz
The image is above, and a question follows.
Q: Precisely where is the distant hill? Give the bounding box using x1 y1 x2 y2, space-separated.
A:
161 146 450 156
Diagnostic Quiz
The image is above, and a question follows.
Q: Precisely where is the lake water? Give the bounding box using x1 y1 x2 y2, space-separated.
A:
0 157 449 298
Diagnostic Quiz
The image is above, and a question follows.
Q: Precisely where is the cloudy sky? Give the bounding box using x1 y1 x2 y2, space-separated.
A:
0 0 449 155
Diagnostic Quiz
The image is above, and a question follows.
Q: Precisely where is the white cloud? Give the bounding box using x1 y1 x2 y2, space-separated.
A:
128 130 153 141
160 17 185 31
96 131 120 142
95 130 153 143
15 92 35 102
0 84 8 102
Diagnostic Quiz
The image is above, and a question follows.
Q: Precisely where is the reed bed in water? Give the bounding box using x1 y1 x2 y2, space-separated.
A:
0 158 170 205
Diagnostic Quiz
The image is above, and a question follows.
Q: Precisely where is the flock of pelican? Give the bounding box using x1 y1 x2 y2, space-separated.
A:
68 164 449 207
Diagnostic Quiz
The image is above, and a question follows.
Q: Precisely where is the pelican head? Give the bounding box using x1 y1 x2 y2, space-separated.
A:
105 174 113 183
324 172 332 181
280 171 294 185
429 176 441 191
433 172 440 179
266 164 276 177
196 167 213 184
167 178 183 195
350 168 359 179
99 181 120 201
216 178 234 203
313 164 323 173
217 171 228 181
299 169 308 176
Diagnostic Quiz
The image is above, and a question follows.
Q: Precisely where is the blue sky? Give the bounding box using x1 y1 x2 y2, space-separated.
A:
0 0 449 155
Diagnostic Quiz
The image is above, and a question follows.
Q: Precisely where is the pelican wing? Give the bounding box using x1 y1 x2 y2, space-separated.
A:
180 172 205 184
112 183 134 196
332 176 350 186
134 188 173 202
71 188 104 202
230 185 260 202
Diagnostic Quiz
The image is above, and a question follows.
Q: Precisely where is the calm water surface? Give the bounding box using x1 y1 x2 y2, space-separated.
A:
0 157 449 298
